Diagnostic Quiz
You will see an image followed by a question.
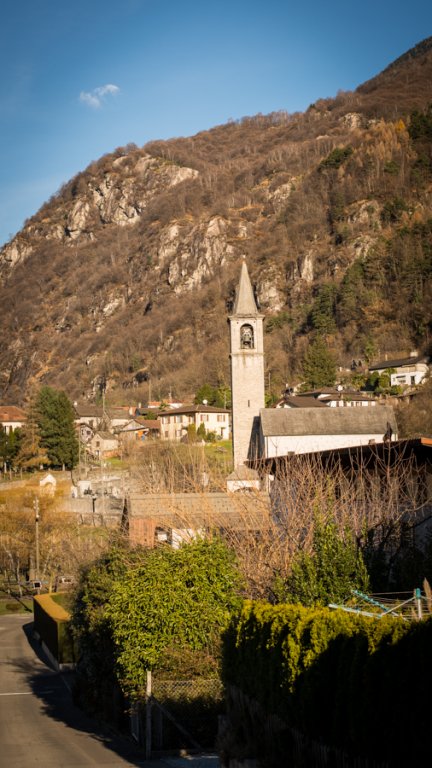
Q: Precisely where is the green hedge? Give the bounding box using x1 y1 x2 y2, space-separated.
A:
33 594 74 665
221 601 432 765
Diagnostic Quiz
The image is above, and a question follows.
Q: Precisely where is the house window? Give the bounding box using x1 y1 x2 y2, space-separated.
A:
217 415 225 422
175 429 183 438
200 414 209 422
175 415 182 423
164 430 169 438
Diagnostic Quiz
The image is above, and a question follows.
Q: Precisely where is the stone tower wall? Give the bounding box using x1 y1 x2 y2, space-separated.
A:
229 295 265 468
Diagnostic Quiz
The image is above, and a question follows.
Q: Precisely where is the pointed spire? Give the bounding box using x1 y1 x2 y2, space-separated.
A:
232 258 260 316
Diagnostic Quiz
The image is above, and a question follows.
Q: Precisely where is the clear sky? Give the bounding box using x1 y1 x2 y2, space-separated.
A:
1 0 431 248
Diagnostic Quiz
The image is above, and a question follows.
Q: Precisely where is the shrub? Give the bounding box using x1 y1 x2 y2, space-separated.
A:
381 196 408 223
106 539 242 698
275 517 369 606
319 145 353 170
222 600 432 765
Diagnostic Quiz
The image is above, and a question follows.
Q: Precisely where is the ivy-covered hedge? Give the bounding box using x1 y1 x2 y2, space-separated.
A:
33 594 74 665
221 601 432 766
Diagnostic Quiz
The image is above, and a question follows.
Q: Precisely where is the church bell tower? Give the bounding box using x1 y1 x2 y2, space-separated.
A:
229 259 265 468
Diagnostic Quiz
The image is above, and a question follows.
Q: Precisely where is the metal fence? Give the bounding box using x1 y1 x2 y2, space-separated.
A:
132 674 224 756
153 677 223 701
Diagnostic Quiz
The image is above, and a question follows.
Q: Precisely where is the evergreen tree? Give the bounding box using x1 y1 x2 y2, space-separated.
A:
36 386 79 469
310 284 337 334
197 422 207 440
276 517 369 607
194 383 216 405
0 427 6 467
336 261 366 326
302 337 336 389
194 383 231 408
0 426 22 468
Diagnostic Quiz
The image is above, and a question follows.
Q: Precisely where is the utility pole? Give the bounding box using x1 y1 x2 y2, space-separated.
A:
34 498 40 588
100 444 105 523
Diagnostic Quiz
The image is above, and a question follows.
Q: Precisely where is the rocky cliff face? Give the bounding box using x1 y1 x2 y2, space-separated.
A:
0 153 199 269
1 38 432 404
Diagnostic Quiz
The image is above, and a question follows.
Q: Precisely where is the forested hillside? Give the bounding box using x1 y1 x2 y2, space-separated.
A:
1 37 432 405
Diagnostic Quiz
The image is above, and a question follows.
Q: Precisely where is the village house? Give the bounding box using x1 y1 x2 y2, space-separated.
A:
117 417 161 443
0 405 26 434
88 431 119 459
158 404 231 442
368 353 430 387
74 404 134 435
127 489 270 548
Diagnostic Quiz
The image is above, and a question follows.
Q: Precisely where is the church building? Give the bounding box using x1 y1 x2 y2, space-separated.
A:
229 260 398 468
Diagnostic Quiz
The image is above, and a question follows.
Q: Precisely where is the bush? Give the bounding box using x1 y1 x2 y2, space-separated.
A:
106 539 242 698
221 600 432 765
70 539 242 709
319 145 353 170
381 197 408 223
275 517 369 606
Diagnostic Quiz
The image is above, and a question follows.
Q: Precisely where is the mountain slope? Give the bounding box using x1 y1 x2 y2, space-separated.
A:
1 38 432 405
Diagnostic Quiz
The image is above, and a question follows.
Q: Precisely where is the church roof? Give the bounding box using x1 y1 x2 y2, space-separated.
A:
232 259 261 316
260 405 397 437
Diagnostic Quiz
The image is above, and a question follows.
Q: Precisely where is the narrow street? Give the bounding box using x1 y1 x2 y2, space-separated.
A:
0 613 146 767
0 614 219 767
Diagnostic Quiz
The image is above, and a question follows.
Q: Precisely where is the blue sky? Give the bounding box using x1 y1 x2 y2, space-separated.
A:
1 0 431 248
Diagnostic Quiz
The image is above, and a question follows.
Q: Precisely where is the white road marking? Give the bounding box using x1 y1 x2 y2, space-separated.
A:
0 691 33 696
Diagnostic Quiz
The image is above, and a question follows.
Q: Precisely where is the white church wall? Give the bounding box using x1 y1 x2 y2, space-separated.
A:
264 432 392 458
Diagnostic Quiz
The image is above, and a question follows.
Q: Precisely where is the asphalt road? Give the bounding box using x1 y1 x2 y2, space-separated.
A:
0 613 148 767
